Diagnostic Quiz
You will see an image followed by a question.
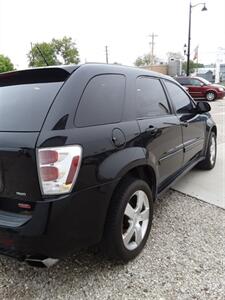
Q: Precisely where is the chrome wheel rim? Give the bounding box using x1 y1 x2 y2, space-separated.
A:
206 92 215 101
210 136 216 165
122 190 149 251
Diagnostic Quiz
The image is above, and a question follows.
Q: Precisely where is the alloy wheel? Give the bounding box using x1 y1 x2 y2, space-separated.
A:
206 92 215 101
122 190 150 251
210 135 216 165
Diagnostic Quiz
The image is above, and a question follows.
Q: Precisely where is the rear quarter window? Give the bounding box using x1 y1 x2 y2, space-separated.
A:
75 74 126 127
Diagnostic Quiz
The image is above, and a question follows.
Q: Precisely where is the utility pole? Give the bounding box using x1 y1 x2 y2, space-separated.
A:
187 3 192 76
149 33 158 65
105 46 109 64
30 42 34 64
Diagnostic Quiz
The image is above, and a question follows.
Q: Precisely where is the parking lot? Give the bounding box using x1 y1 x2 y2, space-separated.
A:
0 99 225 300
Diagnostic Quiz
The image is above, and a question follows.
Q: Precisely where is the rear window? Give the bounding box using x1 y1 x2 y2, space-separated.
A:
0 68 70 131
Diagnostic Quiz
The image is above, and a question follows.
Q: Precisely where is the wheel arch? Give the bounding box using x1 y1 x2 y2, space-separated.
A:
211 125 217 137
203 124 217 156
121 165 157 201
108 163 158 207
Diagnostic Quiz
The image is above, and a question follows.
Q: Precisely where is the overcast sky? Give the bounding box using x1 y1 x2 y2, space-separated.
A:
0 0 224 69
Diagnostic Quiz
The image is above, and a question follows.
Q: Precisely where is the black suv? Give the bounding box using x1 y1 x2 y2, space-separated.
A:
0 64 217 267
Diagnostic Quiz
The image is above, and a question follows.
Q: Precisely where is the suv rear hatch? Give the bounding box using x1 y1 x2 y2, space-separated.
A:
0 67 72 208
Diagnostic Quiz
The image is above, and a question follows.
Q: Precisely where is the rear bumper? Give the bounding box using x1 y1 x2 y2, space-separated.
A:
0 181 116 260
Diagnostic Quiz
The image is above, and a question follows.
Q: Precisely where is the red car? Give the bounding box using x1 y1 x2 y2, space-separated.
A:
175 76 225 101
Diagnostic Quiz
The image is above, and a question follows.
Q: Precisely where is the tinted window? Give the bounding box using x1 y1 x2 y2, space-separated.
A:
75 74 125 127
136 77 170 118
0 68 70 132
164 80 194 113
0 82 64 131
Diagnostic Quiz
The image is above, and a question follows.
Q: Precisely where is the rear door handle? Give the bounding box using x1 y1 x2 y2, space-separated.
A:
145 125 158 135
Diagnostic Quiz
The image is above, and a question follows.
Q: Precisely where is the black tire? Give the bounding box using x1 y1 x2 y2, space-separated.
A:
197 132 217 170
205 91 216 101
102 177 153 262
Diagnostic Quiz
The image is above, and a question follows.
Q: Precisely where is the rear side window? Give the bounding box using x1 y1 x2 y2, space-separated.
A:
164 80 194 113
136 77 170 118
75 74 125 127
189 78 202 86
0 68 69 131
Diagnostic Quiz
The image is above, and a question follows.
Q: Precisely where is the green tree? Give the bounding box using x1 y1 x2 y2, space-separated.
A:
134 53 159 67
28 36 80 67
28 42 58 67
52 36 80 65
0 54 14 73
182 60 204 74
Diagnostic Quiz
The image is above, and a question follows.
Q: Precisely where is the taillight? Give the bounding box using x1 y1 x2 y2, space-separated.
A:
37 145 82 195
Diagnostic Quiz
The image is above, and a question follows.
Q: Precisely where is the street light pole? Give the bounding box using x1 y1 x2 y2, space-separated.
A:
186 2 207 76
187 3 192 76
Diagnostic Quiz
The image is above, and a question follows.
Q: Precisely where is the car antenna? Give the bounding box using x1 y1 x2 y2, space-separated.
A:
36 45 49 66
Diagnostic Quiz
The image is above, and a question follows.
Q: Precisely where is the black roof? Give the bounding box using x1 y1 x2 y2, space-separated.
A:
0 63 176 85
79 63 173 81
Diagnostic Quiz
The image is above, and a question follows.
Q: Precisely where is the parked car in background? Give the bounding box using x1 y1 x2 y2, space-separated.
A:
0 64 217 267
175 76 225 101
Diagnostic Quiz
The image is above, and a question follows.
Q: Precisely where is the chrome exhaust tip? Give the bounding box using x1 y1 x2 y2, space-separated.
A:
25 256 59 268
